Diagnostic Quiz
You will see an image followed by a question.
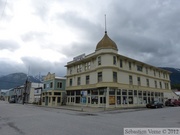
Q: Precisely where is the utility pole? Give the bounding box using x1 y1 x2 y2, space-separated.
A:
23 79 28 105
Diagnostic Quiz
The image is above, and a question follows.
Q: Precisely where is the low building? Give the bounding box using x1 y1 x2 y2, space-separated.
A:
29 83 43 103
34 87 43 104
41 72 66 107
65 31 171 108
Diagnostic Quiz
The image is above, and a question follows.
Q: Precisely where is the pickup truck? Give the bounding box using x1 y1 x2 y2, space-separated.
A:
165 99 180 106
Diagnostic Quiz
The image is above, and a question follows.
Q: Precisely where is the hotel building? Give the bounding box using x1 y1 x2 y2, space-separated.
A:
65 31 171 108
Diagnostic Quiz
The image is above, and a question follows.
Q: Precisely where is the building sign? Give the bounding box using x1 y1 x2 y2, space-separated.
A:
73 54 85 61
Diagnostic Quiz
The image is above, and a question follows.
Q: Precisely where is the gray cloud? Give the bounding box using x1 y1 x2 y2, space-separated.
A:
0 59 26 76
0 40 20 51
30 0 50 21
1 0 180 76
21 31 49 42
21 56 66 77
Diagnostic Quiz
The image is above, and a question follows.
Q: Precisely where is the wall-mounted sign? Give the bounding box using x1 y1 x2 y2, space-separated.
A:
73 54 85 61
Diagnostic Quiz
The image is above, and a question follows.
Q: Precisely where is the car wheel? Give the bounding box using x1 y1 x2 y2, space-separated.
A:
161 105 164 108
155 106 158 109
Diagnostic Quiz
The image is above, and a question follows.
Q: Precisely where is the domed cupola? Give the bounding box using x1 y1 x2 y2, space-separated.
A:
95 31 118 51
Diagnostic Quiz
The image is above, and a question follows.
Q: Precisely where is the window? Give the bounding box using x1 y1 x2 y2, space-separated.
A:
129 75 133 85
98 56 101 65
85 62 91 70
146 67 148 74
137 77 141 86
165 82 169 89
50 82 53 88
77 77 81 85
154 70 156 76
77 64 82 73
69 79 73 86
163 73 165 78
113 56 117 65
113 72 117 82
120 59 123 68
52 97 56 102
54 92 61 95
98 72 102 82
129 62 132 70
155 80 157 88
57 97 61 103
159 82 162 89
69 67 72 74
137 65 143 72
43 84 46 89
57 82 62 88
146 79 149 87
86 75 90 84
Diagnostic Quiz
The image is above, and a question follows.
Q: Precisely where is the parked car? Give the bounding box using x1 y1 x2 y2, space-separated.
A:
9 98 15 103
146 101 164 108
165 99 180 106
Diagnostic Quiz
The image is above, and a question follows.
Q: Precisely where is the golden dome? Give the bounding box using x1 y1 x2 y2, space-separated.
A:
96 32 118 51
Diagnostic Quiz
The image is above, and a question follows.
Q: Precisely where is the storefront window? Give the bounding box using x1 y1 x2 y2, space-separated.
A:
134 90 137 96
91 90 98 95
87 90 90 95
143 91 146 96
128 90 133 96
91 96 98 104
122 89 127 95
100 97 106 104
123 96 127 104
52 97 56 102
138 91 142 104
109 89 115 95
128 97 133 104
75 97 80 103
117 89 121 95
117 96 121 104
99 89 104 95
70 91 74 96
143 97 147 104
151 92 154 96
76 90 81 95
57 97 61 103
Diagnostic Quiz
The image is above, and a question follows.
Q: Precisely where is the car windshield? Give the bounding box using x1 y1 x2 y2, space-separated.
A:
150 101 157 104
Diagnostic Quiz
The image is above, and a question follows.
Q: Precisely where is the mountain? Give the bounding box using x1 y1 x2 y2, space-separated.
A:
0 73 42 90
160 67 180 85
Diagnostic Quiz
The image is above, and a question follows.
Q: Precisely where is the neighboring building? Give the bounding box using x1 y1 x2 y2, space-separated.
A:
29 83 43 103
41 72 66 107
2 89 15 102
34 87 43 104
0 90 6 100
65 31 171 108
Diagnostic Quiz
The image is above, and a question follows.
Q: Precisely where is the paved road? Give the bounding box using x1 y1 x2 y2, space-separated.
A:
0 101 180 135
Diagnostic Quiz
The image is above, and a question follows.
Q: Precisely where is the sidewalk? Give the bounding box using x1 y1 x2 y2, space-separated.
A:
35 104 147 113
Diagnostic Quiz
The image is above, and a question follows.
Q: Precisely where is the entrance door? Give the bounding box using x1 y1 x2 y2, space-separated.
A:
45 96 48 106
99 96 106 106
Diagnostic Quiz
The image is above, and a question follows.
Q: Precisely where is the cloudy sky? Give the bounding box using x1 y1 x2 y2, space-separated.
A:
0 0 180 77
